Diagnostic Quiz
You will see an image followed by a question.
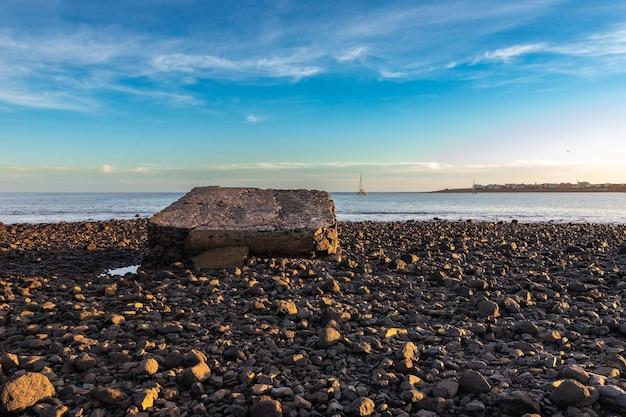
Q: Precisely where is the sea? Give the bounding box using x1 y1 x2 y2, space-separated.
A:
0 192 624 224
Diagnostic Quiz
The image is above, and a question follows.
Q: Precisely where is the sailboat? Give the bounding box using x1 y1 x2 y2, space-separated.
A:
357 174 368 195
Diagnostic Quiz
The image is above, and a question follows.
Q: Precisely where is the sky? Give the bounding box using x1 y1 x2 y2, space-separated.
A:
1 0 626 192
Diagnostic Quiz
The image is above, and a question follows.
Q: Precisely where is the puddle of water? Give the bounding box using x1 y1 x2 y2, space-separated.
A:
106 265 140 276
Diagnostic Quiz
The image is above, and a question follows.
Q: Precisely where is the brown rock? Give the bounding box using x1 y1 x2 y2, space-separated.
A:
135 387 159 411
560 364 590 384
478 299 500 318
182 349 207 366
249 396 283 417
318 327 342 347
140 358 159 375
275 300 298 316
180 362 211 386
499 391 540 416
73 353 97 372
0 353 19 371
550 379 592 408
399 341 417 360
90 387 127 404
0 372 56 413
348 397 375 416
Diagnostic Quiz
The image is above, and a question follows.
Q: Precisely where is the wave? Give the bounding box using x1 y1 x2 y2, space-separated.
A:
0 210 153 216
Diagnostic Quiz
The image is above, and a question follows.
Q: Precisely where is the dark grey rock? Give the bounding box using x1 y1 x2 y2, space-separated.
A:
459 370 491 393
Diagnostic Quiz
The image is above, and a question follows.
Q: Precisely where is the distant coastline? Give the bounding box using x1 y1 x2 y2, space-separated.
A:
434 182 626 193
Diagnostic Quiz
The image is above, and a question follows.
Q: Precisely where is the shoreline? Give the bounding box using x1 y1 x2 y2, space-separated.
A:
2 217 626 227
1 219 625 416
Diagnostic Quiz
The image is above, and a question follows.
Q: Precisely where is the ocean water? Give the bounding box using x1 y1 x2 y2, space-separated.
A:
0 192 624 224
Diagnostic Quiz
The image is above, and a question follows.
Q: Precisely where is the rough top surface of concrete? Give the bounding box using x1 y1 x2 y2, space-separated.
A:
151 187 336 231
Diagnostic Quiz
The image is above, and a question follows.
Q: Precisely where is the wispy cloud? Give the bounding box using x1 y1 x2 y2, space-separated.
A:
0 89 98 112
0 1 625 114
129 166 151 173
482 43 548 62
210 161 455 171
378 70 410 80
335 46 368 62
245 114 264 123
5 159 624 177
479 27 626 65
152 52 323 81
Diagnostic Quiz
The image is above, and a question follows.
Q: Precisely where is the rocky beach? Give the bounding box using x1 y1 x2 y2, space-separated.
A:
0 219 625 417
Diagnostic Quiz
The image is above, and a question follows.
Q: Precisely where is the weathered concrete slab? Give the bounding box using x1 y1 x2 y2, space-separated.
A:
145 187 339 268
191 246 249 269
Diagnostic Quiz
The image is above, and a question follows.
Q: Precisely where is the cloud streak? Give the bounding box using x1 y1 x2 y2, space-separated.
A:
152 52 323 81
4 158 624 177
335 46 368 62
0 1 625 113
3 157 624 192
478 27 626 66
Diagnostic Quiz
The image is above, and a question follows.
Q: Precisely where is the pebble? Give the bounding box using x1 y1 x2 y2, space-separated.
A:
140 358 159 375
179 362 211 386
478 299 500 318
348 397 375 416
89 386 127 404
249 396 282 417
459 370 491 393
598 385 626 410
0 219 624 417
318 327 342 347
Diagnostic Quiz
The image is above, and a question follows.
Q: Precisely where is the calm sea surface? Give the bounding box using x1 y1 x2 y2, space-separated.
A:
0 192 624 224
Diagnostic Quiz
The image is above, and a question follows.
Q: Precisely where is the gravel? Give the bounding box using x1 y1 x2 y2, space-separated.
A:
0 219 624 416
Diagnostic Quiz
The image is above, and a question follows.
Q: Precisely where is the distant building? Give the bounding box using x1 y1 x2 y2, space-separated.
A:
439 181 626 193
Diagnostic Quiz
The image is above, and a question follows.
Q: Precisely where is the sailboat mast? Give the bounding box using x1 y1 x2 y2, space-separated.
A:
357 173 367 195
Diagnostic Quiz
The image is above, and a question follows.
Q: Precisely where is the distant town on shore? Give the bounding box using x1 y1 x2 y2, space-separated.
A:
436 181 626 193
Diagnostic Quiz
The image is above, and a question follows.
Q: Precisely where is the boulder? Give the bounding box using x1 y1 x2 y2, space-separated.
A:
146 187 339 268
0 372 56 413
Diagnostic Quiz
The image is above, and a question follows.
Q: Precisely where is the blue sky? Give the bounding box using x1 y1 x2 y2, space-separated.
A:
1 0 626 191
